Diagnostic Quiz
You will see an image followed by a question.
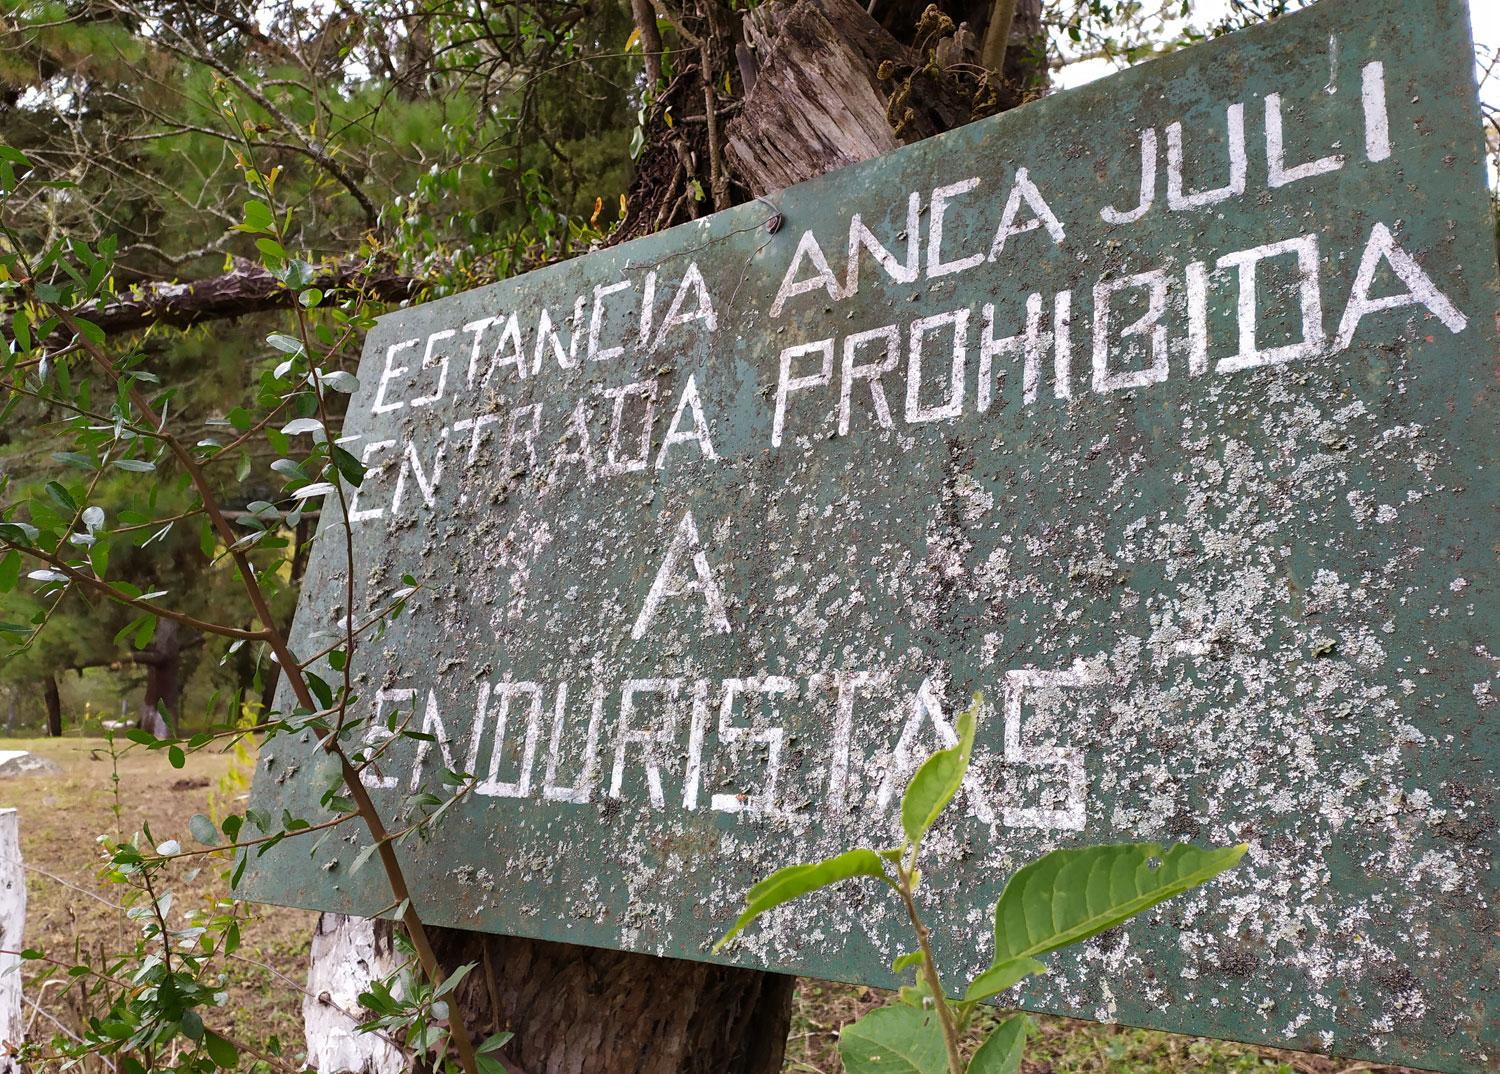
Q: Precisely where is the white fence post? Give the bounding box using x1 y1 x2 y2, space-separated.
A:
0 808 24 1072
303 913 406 1074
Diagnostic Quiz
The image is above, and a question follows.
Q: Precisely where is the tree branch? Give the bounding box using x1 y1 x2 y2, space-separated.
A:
76 260 420 336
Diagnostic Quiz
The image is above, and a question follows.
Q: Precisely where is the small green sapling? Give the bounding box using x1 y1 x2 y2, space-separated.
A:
715 694 1246 1074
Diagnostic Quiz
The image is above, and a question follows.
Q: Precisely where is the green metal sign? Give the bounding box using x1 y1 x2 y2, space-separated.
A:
241 0 1499 1068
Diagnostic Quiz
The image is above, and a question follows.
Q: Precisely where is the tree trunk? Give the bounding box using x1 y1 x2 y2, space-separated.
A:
137 619 182 738
724 0 912 197
379 6 1048 1068
431 929 796 1074
42 675 61 738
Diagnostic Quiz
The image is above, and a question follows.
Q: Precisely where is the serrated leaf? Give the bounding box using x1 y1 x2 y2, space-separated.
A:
714 848 887 951
991 842 1247 966
901 692 979 844
838 1005 947 1074
967 1014 1029 1074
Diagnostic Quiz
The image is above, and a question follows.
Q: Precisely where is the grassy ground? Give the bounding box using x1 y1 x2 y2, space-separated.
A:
6 735 316 1056
7 735 1412 1074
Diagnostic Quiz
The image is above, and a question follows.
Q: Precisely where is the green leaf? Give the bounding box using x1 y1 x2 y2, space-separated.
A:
963 957 1045 1003
44 480 78 513
113 458 157 473
901 693 979 844
10 312 30 354
480 1026 516 1056
714 848 888 952
435 961 477 997
967 1014 1029 1074
332 444 366 486
991 842 1247 965
838 1005 947 1074
50 451 92 470
266 333 304 354
0 551 19 593
188 814 220 847
321 369 359 394
240 200 274 233
349 840 380 876
891 950 924 973
168 745 186 769
73 317 104 346
114 614 155 649
203 1030 238 1068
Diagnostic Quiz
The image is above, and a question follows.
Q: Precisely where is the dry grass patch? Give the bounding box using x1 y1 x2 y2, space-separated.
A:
4 735 315 1053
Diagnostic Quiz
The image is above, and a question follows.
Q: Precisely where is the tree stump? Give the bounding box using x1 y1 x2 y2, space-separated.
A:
0 809 25 1071
304 914 407 1074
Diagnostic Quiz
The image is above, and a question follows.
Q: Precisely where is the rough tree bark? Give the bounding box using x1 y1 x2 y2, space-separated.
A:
326 3 1047 1070
432 932 797 1074
41 674 61 738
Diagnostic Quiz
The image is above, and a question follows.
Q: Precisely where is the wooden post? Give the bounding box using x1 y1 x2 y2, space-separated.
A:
303 913 406 1074
0 809 24 1071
